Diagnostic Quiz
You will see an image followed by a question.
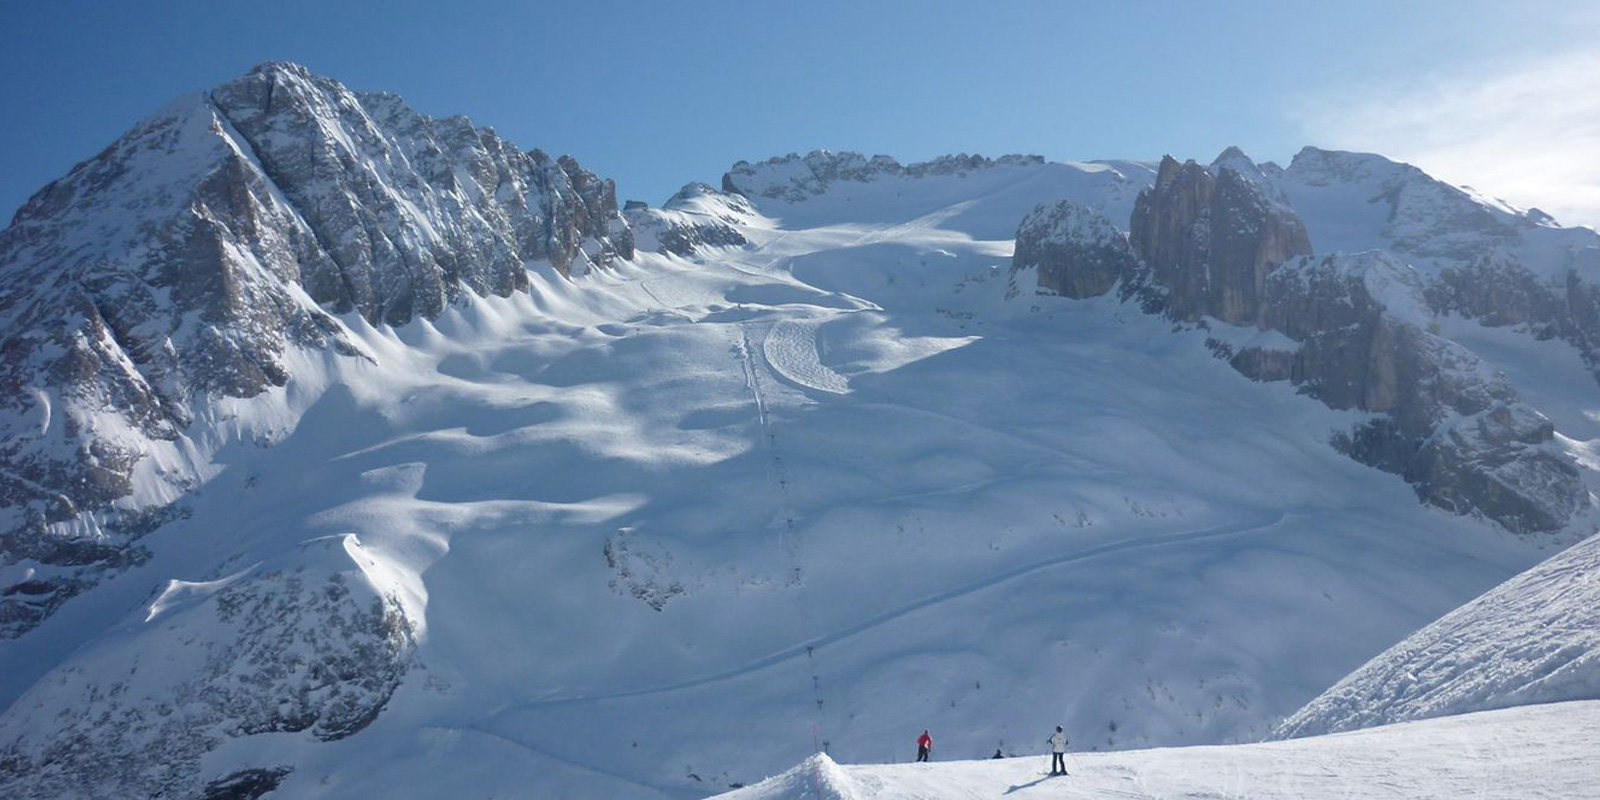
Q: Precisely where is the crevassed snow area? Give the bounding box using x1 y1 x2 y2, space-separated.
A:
1275 532 1600 739
715 701 1600 800
0 162 1575 799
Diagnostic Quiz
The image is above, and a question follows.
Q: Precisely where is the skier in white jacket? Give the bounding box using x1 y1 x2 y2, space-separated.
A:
1047 726 1069 775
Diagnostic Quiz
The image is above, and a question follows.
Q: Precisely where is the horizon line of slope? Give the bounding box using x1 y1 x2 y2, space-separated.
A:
712 699 1600 799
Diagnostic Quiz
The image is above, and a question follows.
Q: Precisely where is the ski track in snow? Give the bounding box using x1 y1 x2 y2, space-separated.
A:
764 320 850 395
739 320 834 726
501 509 1286 710
428 723 702 800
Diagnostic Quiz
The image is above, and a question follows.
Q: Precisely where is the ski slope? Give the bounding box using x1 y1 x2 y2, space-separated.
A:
3 155 1594 799
713 700 1600 800
1276 531 1600 738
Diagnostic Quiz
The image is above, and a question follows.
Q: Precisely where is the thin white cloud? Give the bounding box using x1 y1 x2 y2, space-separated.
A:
1292 49 1600 230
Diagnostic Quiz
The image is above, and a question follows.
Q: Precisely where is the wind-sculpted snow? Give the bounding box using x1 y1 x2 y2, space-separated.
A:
716 702 1600 800
1275 533 1600 739
0 61 632 638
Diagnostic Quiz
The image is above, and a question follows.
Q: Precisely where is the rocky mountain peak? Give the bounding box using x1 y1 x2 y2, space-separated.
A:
0 61 636 638
626 182 755 257
1129 155 1312 324
246 59 312 79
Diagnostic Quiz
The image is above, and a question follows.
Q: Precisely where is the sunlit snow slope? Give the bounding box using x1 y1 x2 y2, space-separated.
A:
2 149 1594 799
1276 530 1600 738
713 700 1600 800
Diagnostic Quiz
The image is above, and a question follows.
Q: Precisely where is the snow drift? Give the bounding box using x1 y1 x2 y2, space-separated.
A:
1276 531 1600 738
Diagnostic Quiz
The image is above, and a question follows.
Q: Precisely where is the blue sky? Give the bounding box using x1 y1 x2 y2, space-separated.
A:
3 0 1597 226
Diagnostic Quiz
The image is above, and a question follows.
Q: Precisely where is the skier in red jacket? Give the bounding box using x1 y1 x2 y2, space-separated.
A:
916 730 933 762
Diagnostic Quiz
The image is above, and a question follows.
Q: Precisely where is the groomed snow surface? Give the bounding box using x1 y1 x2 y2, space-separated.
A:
717 701 1600 800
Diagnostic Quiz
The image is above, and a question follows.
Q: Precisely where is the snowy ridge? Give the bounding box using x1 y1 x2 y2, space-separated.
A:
625 183 760 257
1015 200 1124 250
723 150 1048 203
1275 532 1600 738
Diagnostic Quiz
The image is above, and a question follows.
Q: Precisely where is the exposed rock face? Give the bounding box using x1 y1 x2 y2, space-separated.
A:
1011 200 1138 299
0 535 415 799
210 63 632 322
1029 150 1587 533
1258 253 1584 532
722 150 1045 202
1128 156 1311 324
1257 252 1497 427
1279 147 1600 384
1426 251 1600 379
0 61 633 637
625 183 753 257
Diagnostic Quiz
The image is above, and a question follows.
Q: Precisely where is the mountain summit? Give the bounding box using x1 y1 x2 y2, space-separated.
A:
0 61 633 638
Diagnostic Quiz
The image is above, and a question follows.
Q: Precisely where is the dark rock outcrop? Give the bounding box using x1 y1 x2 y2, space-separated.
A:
1011 200 1139 299
1426 249 1600 380
200 768 292 800
1128 156 1312 324
1025 150 1588 533
1262 252 1584 532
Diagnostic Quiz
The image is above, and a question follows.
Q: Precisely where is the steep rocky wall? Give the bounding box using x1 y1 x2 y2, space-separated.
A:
1015 155 1587 533
1012 200 1139 299
1255 253 1583 533
1127 156 1311 324
0 61 635 637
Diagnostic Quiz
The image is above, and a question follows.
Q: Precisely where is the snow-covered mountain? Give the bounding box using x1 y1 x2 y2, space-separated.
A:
3 62 1599 799
1275 530 1600 738
0 61 631 640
